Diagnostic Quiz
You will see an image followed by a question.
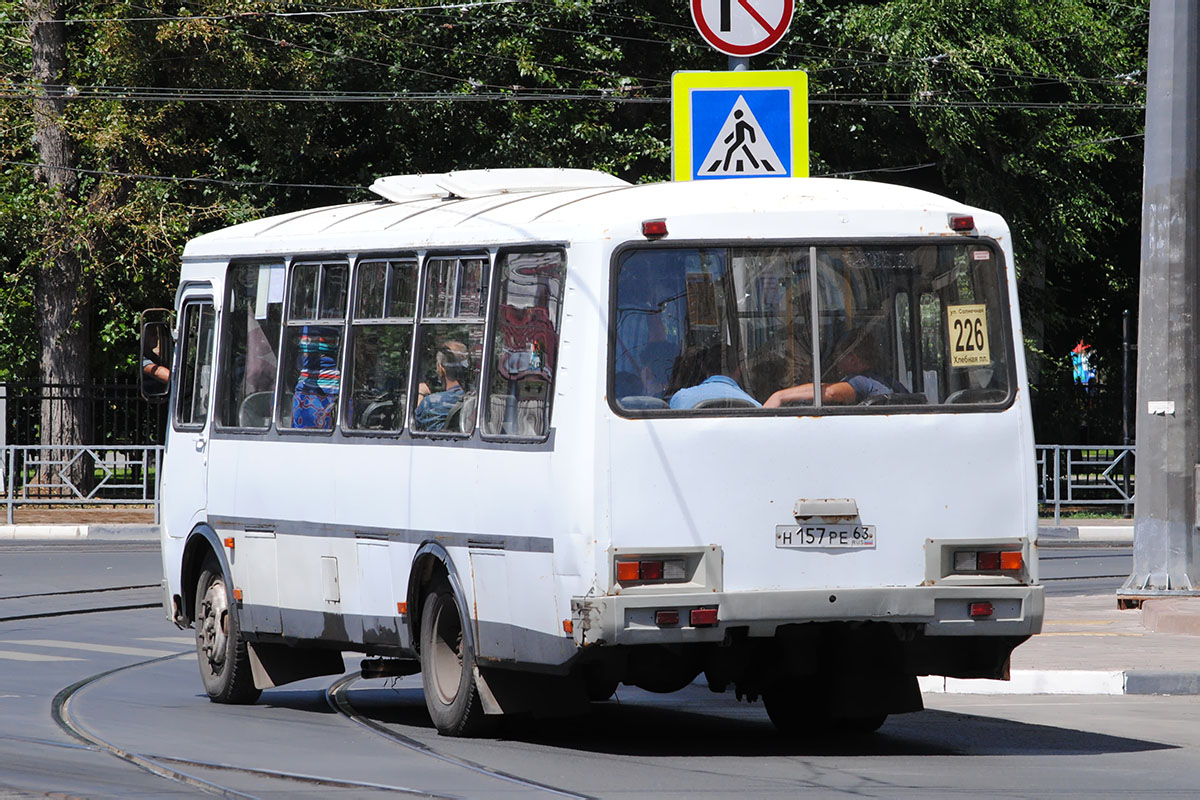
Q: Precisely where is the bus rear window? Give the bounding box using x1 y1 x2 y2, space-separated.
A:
612 244 1012 413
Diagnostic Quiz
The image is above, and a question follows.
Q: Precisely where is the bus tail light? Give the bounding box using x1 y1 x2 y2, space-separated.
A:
655 610 680 626
969 601 994 618
615 557 688 584
949 214 975 232
690 607 719 626
953 550 1024 573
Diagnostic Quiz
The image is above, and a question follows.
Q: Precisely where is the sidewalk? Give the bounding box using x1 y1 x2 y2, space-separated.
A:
920 591 1200 697
0 508 158 541
1036 516 1133 546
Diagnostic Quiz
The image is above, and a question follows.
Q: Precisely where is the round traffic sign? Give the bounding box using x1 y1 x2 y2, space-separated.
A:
691 0 794 57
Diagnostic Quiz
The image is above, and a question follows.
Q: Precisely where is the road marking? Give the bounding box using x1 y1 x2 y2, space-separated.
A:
1037 632 1144 637
139 636 195 646
0 649 81 662
2 639 178 657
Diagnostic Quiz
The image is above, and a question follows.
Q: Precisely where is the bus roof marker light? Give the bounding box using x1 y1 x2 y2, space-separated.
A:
948 214 975 232
642 219 668 239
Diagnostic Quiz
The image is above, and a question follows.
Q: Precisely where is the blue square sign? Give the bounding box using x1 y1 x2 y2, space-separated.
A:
690 88 792 180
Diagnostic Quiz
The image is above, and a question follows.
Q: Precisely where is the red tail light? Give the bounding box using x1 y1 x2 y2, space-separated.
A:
969 602 994 618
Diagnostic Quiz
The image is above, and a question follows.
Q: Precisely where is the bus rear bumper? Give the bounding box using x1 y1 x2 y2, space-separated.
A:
571 584 1044 647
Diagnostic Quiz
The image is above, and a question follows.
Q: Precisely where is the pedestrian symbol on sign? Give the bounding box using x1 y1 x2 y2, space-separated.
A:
697 95 784 177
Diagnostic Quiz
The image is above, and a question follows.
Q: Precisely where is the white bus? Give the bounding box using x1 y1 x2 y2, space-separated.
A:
147 169 1043 737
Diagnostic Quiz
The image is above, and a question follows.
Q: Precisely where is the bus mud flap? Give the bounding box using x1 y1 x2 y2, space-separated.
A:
248 642 345 690
472 665 503 715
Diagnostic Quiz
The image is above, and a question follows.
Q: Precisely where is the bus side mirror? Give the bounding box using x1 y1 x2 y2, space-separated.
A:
140 317 174 403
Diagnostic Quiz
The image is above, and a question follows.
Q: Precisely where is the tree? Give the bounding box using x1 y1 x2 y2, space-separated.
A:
0 0 1149 446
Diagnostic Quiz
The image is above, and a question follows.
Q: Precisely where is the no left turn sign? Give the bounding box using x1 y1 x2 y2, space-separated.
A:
691 0 794 57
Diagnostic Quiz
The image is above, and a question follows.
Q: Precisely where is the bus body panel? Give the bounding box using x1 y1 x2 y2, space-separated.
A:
605 407 1032 592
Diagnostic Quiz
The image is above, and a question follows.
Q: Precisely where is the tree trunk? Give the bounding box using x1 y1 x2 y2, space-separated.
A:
28 1 94 495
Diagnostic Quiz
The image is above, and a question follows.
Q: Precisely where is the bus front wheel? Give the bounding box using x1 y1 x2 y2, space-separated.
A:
419 583 493 736
195 554 261 704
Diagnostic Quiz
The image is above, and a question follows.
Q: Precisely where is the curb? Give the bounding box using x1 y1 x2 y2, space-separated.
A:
1036 524 1134 547
920 669 1200 696
0 524 159 541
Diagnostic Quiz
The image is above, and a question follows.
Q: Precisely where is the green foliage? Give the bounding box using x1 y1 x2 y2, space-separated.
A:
0 0 1149 441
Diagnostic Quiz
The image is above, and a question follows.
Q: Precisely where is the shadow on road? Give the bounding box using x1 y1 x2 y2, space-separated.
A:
335 684 1175 758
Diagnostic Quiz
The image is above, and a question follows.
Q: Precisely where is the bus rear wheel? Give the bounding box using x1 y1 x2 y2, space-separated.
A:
195 554 261 704
419 583 493 736
763 686 887 736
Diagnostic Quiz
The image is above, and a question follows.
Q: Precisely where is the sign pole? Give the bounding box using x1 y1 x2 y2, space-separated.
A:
729 56 749 71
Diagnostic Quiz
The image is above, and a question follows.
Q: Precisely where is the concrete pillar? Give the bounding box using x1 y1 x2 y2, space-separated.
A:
1120 0 1200 602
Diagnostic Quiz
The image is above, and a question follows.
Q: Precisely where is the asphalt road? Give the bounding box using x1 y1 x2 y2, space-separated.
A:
1038 546 1133 595
7 540 1193 800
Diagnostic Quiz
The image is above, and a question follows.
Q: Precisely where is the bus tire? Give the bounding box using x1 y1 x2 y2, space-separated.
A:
195 554 261 704
419 583 493 736
763 687 886 737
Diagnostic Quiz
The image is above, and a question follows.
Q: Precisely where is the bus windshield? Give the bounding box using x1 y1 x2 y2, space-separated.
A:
612 242 1013 412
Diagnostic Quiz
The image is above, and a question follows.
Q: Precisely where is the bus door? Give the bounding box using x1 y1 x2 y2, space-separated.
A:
163 292 217 540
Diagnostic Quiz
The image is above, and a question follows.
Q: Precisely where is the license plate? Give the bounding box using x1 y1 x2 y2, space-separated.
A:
776 524 876 549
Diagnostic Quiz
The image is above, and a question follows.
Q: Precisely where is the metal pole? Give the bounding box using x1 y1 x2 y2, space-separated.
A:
1122 309 1132 516
728 56 749 71
1121 0 1200 603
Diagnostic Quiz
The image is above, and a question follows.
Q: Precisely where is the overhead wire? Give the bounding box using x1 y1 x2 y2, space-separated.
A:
0 158 361 190
0 0 530 25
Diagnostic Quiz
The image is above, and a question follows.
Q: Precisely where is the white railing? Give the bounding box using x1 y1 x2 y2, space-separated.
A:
0 442 1133 527
1036 444 1135 523
2 444 163 525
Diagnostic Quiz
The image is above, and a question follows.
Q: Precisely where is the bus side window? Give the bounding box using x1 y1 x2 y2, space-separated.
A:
484 250 566 438
346 258 417 432
218 263 284 429
278 261 349 431
175 302 215 428
411 256 488 435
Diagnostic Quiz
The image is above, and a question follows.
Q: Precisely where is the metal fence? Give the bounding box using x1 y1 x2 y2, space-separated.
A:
1036 444 1135 523
0 381 166 449
0 378 1140 527
2 444 163 524
0 382 165 524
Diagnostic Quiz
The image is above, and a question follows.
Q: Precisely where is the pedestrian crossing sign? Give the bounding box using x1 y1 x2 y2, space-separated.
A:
672 70 808 182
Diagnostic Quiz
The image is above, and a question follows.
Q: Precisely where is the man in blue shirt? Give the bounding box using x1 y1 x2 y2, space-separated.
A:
763 331 897 407
668 343 761 409
415 341 470 431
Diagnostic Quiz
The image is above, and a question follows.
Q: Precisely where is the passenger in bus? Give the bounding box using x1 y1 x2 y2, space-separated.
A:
415 341 470 431
762 332 897 407
668 343 760 409
292 325 341 429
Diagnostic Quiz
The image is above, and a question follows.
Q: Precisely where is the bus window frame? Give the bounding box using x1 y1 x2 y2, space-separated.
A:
340 253 421 438
606 236 1018 419
213 258 287 435
478 245 568 444
276 258 351 435
409 249 493 439
172 297 216 433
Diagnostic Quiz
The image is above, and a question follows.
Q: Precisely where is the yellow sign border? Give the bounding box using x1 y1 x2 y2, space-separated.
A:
671 70 809 182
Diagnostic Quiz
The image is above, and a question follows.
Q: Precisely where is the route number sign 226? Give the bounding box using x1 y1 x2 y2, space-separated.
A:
947 304 992 367
691 0 794 57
